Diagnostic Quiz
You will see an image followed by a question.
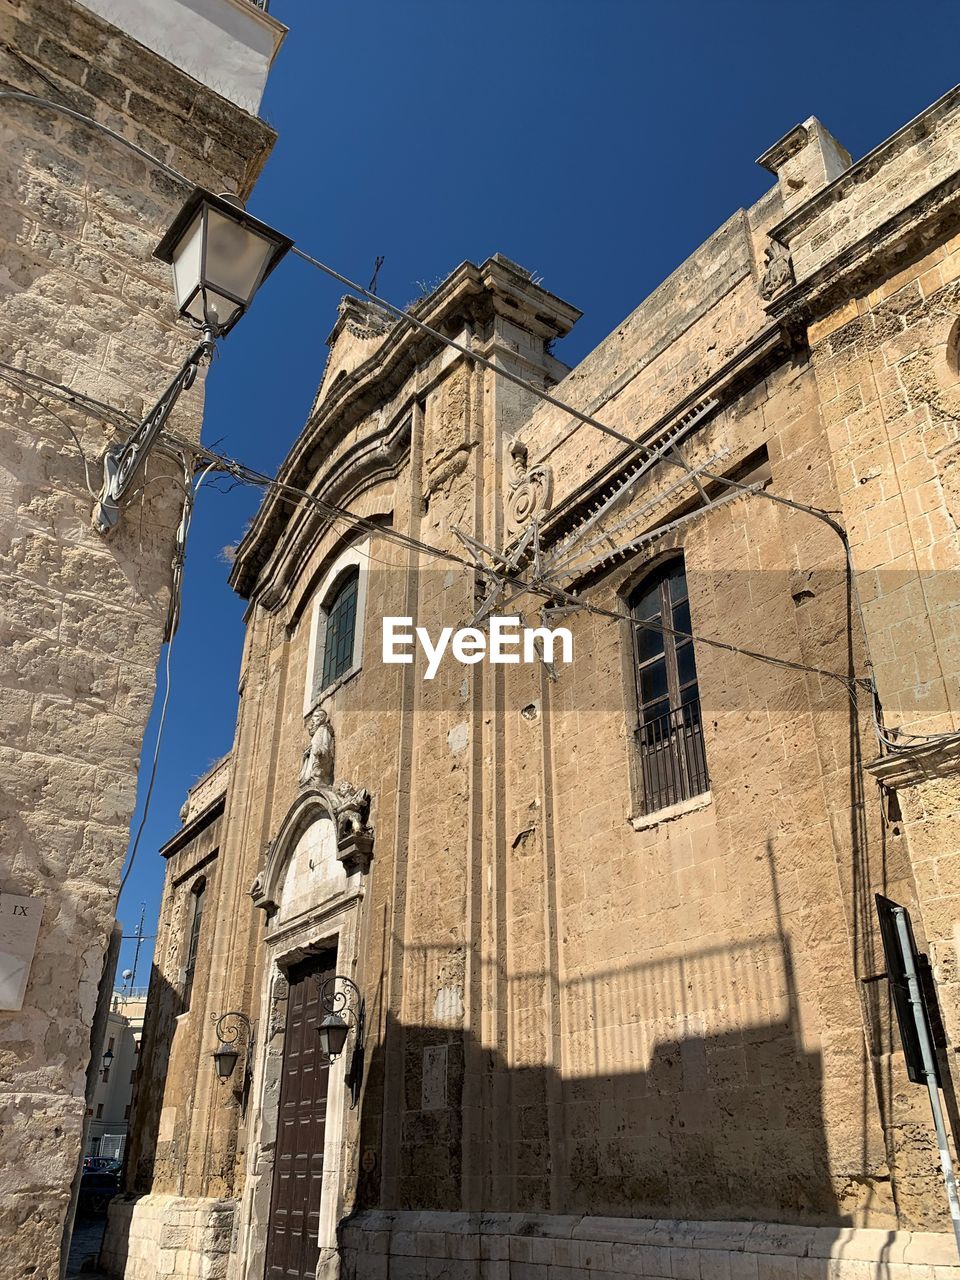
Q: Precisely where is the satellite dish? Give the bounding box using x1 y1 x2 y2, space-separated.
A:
121 969 134 980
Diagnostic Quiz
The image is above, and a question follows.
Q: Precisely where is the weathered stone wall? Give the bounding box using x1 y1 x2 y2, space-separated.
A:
116 88 960 1280
121 764 227 1200
0 0 273 1272
101 1193 235 1280
340 1210 960 1280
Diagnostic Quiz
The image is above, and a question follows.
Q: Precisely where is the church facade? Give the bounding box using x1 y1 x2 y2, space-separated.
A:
107 88 960 1280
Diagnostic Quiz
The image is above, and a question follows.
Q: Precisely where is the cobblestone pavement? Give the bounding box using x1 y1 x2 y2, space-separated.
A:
66 1214 107 1277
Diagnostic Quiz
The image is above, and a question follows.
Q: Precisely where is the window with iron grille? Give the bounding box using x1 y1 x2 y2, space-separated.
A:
630 557 709 815
320 567 360 689
182 878 206 1011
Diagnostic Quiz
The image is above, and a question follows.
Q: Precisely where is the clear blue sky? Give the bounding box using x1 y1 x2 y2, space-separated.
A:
114 0 960 983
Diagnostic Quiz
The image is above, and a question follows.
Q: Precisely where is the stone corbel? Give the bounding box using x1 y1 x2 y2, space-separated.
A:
505 438 552 539
331 780 374 876
758 239 795 301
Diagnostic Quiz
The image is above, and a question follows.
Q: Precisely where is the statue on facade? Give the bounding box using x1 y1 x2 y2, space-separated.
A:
333 781 371 842
299 709 335 788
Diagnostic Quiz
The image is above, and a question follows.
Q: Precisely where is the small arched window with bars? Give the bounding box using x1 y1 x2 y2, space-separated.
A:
629 556 709 815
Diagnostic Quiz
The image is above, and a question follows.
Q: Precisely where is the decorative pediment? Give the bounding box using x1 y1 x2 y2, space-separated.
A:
250 783 374 915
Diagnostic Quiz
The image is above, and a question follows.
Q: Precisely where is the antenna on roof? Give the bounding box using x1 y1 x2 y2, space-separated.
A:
367 255 385 295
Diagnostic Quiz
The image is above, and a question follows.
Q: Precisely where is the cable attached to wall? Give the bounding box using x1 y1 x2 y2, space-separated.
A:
5 88 957 754
116 459 216 900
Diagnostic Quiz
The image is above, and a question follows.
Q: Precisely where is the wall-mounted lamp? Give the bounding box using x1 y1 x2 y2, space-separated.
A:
317 976 365 1108
155 188 292 338
210 1010 254 1108
92 187 292 535
101 1048 114 1071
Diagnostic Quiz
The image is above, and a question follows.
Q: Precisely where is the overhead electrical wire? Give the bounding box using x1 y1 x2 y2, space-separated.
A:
117 458 217 898
5 357 867 691
4 88 955 750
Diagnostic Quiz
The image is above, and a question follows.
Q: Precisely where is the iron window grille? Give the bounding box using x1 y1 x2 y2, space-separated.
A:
321 567 360 689
630 558 709 815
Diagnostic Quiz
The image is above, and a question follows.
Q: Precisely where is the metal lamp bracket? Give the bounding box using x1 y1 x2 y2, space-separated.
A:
92 326 215 534
211 1009 255 1109
317 975 366 1108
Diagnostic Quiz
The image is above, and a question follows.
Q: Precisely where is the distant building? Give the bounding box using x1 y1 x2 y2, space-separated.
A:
87 994 148 1160
114 88 960 1280
0 0 282 1272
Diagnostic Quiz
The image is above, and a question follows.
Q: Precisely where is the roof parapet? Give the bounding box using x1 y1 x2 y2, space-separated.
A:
758 116 852 216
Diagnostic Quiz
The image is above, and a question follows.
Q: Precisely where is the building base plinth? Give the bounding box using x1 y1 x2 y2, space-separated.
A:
101 1193 238 1280
340 1212 960 1280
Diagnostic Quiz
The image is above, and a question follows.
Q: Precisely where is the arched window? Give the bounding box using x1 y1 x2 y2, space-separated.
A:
320 566 360 689
629 556 708 815
182 877 206 1011
305 544 370 710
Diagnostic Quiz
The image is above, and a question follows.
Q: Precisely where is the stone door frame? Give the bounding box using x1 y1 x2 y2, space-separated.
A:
235 831 365 1280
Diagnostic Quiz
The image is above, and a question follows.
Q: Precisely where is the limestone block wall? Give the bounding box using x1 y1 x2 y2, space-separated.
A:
101 1193 236 1280
340 1211 960 1280
0 0 273 1271
761 86 960 1107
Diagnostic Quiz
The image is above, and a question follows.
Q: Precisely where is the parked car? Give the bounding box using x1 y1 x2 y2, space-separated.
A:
78 1167 120 1214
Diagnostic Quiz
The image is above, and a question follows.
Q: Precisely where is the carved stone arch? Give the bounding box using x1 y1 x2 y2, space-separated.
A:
250 784 373 916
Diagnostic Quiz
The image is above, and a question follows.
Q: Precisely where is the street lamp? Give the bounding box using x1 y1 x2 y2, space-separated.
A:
212 1040 240 1082
316 975 365 1108
210 1011 254 1106
317 1011 350 1061
153 188 292 338
92 187 292 534
101 1048 114 1071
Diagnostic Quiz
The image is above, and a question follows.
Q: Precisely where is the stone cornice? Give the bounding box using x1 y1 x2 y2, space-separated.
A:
756 123 811 175
867 736 960 788
535 323 787 553
252 413 413 614
768 83 960 244
229 256 580 601
159 793 226 860
767 170 960 331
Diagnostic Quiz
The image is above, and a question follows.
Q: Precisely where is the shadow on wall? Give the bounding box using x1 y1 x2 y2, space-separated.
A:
355 840 946 1229
357 971 844 1227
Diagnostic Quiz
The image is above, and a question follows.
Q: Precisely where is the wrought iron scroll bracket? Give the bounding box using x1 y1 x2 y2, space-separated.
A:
92 326 215 534
317 974 366 1109
211 1009 254 1109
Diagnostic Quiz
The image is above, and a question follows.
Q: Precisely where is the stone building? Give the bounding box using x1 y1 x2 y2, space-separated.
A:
88 992 147 1161
0 0 282 1273
110 87 960 1280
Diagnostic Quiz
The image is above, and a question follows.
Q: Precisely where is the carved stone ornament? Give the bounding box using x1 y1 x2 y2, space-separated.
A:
505 438 553 538
249 784 375 915
339 296 394 341
332 780 371 842
759 240 795 301
299 709 335 789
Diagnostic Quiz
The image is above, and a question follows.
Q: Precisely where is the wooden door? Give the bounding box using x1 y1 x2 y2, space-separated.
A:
265 952 335 1279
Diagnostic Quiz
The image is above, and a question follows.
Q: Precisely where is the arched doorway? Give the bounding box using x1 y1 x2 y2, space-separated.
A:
238 788 373 1280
